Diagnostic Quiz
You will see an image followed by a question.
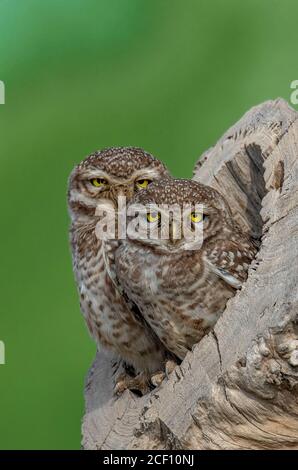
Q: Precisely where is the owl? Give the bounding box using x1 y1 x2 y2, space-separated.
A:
114 178 257 361
68 147 171 394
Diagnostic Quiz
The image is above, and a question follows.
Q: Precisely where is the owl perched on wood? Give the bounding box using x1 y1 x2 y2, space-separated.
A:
115 178 257 361
68 147 170 394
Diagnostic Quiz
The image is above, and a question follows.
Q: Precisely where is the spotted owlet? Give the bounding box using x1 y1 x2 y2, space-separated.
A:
67 147 170 394
114 178 257 361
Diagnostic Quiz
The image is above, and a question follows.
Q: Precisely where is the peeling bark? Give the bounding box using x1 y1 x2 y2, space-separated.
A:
82 99 298 450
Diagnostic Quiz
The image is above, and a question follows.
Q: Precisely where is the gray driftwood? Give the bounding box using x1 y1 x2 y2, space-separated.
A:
82 99 298 450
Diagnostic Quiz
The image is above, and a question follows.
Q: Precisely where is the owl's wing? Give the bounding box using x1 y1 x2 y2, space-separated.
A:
103 240 159 331
102 239 147 328
102 239 125 295
204 239 257 289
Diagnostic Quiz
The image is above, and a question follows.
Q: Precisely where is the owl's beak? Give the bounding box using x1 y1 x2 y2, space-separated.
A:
169 220 181 245
111 185 134 203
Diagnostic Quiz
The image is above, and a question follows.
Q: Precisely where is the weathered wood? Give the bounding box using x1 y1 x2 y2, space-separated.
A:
82 98 298 450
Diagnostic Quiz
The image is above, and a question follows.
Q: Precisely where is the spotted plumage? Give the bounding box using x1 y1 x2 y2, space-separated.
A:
115 179 257 360
68 147 170 394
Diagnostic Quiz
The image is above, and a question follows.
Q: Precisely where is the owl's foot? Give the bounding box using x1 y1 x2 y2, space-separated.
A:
165 359 178 377
150 359 178 388
114 359 179 395
114 371 151 396
150 371 165 388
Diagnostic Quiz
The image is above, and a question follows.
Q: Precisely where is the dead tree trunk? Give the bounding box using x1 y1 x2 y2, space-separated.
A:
82 99 298 450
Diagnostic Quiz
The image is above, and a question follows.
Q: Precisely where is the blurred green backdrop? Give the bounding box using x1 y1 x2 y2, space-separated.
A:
0 0 297 449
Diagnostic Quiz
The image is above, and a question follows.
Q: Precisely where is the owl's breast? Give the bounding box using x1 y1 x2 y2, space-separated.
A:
72 234 165 372
116 244 162 299
116 243 235 360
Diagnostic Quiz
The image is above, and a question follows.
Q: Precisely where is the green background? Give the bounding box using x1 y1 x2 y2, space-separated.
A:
0 0 297 449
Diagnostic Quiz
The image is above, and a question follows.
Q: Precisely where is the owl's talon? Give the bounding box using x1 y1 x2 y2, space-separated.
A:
165 359 178 378
150 371 165 388
150 359 179 388
114 371 151 396
114 372 130 396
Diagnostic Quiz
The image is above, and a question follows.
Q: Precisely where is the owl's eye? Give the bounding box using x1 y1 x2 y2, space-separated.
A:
90 178 108 188
190 212 204 223
136 179 151 189
146 211 160 223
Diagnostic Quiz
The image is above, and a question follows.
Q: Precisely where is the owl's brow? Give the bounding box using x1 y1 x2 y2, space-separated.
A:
77 169 111 181
130 167 165 181
77 167 162 184
111 167 165 184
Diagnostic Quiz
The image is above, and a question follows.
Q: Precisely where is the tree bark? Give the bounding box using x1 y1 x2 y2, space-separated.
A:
82 98 298 450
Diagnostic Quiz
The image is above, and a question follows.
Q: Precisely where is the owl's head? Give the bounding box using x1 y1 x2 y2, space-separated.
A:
68 147 169 222
126 178 235 253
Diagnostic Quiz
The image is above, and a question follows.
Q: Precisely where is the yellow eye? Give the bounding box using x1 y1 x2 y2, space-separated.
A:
191 212 203 223
146 211 160 223
136 179 151 189
90 178 107 187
